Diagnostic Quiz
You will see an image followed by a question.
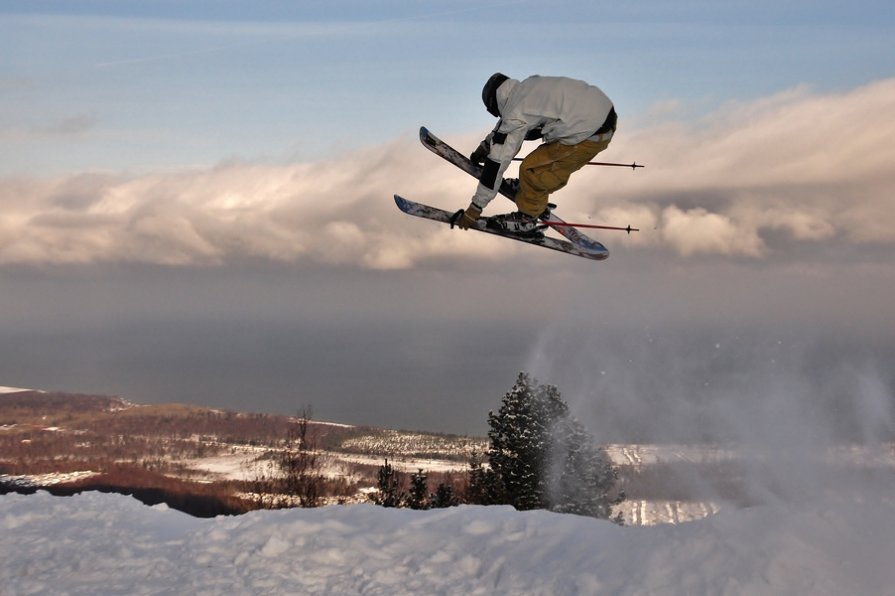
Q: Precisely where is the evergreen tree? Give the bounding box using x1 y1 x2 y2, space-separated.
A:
486 372 566 509
474 372 622 519
430 482 459 508
407 468 430 510
547 416 621 518
373 459 403 508
465 449 500 505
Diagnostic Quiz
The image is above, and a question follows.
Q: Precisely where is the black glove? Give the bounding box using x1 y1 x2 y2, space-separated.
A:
470 139 491 165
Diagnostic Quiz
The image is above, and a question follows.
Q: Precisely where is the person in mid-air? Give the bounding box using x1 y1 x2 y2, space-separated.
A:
453 73 617 237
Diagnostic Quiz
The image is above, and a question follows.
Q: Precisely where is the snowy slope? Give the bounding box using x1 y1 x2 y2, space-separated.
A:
3 491 894 595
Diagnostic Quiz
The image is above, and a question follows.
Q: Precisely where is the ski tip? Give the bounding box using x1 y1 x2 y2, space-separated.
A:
419 126 436 146
394 194 409 210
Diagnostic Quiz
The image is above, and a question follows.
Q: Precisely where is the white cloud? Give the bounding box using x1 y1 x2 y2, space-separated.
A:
565 78 895 258
2 79 894 268
0 137 498 269
661 206 765 257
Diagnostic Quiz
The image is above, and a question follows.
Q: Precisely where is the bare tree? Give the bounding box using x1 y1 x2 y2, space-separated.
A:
246 406 324 509
279 407 323 508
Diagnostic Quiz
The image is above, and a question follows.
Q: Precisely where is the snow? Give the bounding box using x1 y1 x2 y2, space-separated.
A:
0 471 98 489
181 451 262 482
623 499 722 526
182 448 470 486
0 386 35 394
3 491 894 595
333 452 469 474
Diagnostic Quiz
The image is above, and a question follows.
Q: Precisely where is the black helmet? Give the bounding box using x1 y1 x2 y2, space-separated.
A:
481 72 509 117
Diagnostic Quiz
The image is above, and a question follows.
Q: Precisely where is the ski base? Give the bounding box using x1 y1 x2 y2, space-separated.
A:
417 126 610 259
395 195 609 261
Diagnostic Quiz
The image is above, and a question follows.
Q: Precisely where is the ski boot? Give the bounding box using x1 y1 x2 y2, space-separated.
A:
503 177 521 199
486 211 545 238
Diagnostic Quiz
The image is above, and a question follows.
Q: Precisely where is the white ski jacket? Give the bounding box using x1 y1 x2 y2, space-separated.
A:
472 75 614 210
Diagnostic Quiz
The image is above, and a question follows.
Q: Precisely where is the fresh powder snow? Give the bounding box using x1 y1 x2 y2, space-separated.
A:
2 490 894 595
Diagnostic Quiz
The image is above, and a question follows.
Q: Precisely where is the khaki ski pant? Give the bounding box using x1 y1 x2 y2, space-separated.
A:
515 137 612 217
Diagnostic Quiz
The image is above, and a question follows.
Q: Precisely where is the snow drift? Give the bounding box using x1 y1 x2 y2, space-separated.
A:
3 491 894 595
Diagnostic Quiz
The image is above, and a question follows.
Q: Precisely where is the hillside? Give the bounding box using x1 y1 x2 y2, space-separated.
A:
0 389 485 516
3 389 894 525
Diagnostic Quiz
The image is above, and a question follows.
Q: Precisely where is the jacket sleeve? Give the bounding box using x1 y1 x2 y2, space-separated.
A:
470 118 529 210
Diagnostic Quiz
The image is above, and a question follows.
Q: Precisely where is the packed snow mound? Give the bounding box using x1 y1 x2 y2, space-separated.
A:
2 491 894 595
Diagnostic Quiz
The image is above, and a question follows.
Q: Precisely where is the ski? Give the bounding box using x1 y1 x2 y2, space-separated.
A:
395 195 609 261
418 126 610 256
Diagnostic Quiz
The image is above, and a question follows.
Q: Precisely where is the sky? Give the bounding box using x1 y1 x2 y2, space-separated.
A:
2 1 895 438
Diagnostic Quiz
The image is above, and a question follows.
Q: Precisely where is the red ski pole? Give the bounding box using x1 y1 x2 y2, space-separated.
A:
512 157 644 170
541 221 639 234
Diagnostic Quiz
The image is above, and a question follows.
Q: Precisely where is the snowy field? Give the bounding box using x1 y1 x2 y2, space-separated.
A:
7 442 891 526
175 442 895 525
2 490 894 595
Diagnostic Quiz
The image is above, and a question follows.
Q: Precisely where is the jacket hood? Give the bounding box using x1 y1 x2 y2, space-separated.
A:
493 77 518 117
481 73 510 117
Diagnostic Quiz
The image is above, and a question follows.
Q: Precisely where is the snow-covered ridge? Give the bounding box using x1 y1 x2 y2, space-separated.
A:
2 490 894 595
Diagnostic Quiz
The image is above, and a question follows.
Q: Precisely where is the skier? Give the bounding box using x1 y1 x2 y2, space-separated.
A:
453 73 617 236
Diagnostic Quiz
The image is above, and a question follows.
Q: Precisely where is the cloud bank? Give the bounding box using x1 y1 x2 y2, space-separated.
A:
3 79 894 268
592 79 895 257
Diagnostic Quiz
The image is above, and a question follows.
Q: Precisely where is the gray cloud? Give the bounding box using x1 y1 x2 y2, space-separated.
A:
1 115 97 144
37 115 97 136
